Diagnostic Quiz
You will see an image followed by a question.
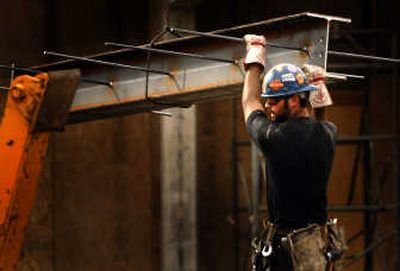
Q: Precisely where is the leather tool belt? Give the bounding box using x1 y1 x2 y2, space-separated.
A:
250 219 347 271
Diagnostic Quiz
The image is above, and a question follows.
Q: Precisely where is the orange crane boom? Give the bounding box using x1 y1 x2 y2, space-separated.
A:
0 70 80 271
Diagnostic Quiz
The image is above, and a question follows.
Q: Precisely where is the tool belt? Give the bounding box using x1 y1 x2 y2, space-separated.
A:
249 219 347 271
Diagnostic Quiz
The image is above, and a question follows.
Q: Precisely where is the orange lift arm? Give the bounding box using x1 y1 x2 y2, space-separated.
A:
0 70 80 271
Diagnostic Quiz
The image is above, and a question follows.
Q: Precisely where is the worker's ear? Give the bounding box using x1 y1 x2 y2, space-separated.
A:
288 95 300 110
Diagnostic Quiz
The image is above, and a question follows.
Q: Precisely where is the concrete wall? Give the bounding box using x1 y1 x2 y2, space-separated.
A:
18 114 161 271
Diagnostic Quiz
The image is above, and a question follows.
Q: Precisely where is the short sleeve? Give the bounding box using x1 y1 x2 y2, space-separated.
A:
321 121 338 142
246 110 273 149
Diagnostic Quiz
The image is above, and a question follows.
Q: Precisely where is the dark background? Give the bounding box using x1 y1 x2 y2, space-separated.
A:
0 1 398 271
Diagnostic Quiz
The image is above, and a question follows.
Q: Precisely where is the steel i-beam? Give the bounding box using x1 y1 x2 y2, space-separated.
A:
37 12 351 123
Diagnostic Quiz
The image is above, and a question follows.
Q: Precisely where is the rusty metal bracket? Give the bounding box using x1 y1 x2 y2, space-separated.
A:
33 69 81 132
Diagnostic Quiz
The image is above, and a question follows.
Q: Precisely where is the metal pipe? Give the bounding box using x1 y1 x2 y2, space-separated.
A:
239 135 398 147
238 204 395 213
43 51 172 76
105 42 237 64
337 134 398 144
328 50 400 63
327 205 394 212
166 26 308 53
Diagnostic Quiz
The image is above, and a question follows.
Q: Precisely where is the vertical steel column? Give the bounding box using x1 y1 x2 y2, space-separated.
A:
160 1 197 270
391 33 399 271
362 78 373 271
231 98 239 271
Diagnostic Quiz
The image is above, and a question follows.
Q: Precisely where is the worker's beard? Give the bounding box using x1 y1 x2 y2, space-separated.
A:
266 108 287 123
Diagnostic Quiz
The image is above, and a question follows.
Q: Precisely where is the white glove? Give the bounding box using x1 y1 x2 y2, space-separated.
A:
243 34 266 71
302 64 333 108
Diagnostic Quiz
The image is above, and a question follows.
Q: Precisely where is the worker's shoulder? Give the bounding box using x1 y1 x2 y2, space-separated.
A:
247 109 267 122
246 109 271 130
316 120 337 137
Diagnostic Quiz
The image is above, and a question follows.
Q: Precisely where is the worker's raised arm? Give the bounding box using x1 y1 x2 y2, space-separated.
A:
242 65 264 122
242 35 266 122
302 64 333 121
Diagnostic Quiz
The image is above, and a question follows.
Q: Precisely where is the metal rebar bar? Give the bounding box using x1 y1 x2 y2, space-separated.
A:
328 50 400 63
166 26 308 53
43 51 172 76
105 42 237 64
326 72 365 80
151 110 172 117
140 29 191 110
0 86 9 92
0 64 40 74
10 62 15 83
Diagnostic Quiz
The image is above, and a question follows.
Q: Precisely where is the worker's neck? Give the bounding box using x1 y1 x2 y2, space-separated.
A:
289 107 310 118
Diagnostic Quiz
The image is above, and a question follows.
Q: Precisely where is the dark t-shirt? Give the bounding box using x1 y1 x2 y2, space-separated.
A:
246 110 337 228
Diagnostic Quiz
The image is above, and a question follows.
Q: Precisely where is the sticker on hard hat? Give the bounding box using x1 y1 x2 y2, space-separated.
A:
281 73 296 82
287 65 298 73
269 80 284 91
295 73 305 85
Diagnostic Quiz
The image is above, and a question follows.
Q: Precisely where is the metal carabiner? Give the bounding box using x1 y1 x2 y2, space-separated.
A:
261 244 272 257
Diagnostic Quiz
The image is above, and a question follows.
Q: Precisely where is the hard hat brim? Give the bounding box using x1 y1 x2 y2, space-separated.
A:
261 84 318 98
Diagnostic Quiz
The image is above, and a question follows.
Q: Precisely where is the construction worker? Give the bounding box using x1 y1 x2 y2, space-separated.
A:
242 35 342 271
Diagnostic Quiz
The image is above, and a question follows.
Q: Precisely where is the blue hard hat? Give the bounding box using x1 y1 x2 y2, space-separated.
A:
261 63 317 98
